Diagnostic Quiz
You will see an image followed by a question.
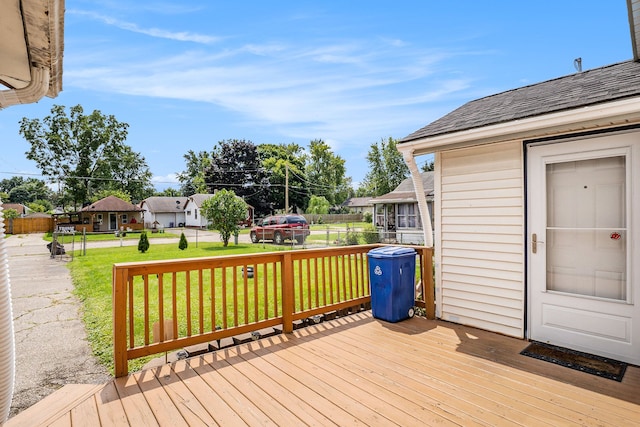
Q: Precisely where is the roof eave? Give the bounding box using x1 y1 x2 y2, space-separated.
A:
398 97 640 156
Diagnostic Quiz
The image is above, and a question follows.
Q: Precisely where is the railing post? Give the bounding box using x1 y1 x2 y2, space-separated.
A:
422 247 435 319
113 265 129 377
282 253 294 333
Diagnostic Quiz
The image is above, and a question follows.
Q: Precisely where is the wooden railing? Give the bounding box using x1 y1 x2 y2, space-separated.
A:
113 244 433 376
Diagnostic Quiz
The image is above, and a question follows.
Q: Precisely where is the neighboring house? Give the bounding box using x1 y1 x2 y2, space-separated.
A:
369 172 434 245
139 196 188 229
397 35 640 366
0 203 30 217
341 197 374 216
81 196 143 232
54 196 143 232
183 194 215 228
183 193 255 228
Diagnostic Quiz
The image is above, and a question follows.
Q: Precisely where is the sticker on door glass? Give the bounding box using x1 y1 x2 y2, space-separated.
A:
610 232 621 240
374 265 383 276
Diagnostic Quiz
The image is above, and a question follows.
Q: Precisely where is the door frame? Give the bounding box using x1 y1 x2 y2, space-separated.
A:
525 130 640 364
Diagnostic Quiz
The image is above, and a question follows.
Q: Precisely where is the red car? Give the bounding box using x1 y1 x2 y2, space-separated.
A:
250 214 310 244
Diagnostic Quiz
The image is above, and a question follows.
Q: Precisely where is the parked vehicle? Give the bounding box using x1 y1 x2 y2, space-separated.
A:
250 214 310 244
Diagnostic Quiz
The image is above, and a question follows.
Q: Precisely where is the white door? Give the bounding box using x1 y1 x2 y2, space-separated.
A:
527 132 640 365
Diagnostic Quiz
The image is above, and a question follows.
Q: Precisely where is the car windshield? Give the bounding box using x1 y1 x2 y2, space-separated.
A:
287 216 306 224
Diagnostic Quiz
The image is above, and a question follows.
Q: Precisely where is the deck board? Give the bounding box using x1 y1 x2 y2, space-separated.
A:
6 312 640 426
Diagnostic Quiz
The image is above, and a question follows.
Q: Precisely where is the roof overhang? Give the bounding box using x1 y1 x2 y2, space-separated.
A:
0 0 65 108
397 96 640 156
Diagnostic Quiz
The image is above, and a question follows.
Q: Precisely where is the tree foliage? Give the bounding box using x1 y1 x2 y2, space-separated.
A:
138 231 150 253
203 140 269 216
176 150 211 196
200 189 247 246
178 232 188 250
90 189 132 203
257 143 309 214
19 104 152 208
1 177 53 204
306 195 330 214
305 139 351 206
359 137 409 197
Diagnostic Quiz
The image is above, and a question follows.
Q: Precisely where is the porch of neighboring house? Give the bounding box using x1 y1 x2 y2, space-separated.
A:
5 244 639 426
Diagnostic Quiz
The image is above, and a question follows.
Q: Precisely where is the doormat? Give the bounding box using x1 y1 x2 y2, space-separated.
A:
520 341 627 382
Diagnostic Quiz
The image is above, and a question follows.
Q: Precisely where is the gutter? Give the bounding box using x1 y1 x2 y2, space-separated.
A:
0 67 50 109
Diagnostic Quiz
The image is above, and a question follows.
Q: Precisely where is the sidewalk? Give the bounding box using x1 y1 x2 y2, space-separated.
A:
5 233 110 418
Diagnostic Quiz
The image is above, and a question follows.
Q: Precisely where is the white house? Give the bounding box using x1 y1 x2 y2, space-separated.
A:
396 3 640 366
183 194 215 228
369 172 434 245
139 196 188 229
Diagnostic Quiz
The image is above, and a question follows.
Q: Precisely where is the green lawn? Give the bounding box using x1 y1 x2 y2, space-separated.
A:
45 230 180 242
70 241 280 372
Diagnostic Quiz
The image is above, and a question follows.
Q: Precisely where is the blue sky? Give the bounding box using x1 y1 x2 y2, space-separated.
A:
0 1 633 191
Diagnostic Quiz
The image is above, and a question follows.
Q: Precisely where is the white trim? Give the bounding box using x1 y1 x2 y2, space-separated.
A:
398 97 640 156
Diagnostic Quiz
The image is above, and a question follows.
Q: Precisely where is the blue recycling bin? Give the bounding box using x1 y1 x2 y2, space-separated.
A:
367 246 416 322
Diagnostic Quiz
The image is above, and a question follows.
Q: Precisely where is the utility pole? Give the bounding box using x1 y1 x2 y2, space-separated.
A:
285 163 289 214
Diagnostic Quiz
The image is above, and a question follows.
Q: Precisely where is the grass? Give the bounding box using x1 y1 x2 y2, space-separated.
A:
44 230 180 242
69 241 280 372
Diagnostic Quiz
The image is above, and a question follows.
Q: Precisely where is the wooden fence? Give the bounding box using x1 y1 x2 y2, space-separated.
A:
302 213 363 224
113 244 434 376
3 217 54 234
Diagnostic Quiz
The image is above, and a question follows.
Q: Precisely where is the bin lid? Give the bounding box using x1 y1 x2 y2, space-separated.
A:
367 246 416 258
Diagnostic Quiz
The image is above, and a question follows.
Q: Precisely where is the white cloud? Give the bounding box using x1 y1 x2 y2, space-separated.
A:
69 10 221 44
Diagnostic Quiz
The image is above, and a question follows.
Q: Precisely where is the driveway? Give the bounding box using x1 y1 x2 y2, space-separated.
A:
5 233 111 418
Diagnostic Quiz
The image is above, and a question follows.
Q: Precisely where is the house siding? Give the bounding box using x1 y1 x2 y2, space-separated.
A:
438 141 525 337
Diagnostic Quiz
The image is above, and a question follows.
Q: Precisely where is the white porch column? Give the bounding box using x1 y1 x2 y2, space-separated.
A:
401 150 433 248
0 201 15 422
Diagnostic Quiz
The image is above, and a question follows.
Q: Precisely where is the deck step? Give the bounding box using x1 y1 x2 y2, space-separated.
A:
5 383 105 427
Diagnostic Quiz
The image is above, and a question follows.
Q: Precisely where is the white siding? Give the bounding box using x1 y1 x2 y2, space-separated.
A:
437 141 525 337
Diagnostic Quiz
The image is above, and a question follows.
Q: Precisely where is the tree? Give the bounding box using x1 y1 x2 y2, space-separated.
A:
359 137 409 197
138 231 150 253
305 139 351 206
3 209 19 220
306 195 330 214
203 140 269 216
176 150 211 196
200 189 247 246
90 189 131 203
156 187 181 197
19 104 152 208
179 232 188 250
421 159 435 172
257 143 309 214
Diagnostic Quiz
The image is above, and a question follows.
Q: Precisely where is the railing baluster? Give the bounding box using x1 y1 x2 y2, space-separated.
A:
143 275 149 345
198 269 204 334
210 268 216 331
242 265 249 325
158 274 164 342
306 258 312 310
233 266 239 327
222 267 228 329
185 271 191 336
172 272 178 339
253 263 258 323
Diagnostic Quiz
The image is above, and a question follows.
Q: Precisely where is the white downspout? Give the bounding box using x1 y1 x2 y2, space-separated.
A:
0 201 15 422
401 150 433 248
0 67 50 109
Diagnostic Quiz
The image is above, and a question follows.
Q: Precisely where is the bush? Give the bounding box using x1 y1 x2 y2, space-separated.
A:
138 231 150 253
362 224 380 244
178 232 188 250
345 229 360 245
363 211 372 223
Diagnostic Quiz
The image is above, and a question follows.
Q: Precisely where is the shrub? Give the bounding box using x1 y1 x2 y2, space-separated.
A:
363 211 372 223
362 224 380 244
138 231 150 253
345 229 360 245
178 232 188 250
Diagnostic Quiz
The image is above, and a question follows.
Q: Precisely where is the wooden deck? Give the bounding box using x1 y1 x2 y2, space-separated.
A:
6 312 640 426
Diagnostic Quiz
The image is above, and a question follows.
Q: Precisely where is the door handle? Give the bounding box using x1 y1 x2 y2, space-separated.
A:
532 233 544 254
